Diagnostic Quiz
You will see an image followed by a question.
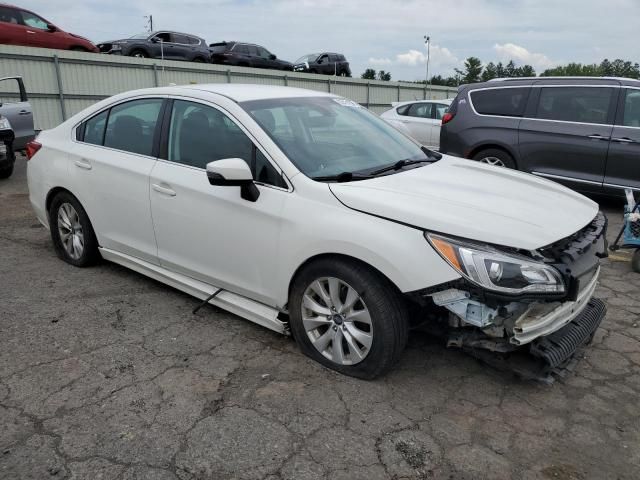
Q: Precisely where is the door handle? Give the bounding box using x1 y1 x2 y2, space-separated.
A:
18 110 31 115
152 183 176 197
587 134 609 141
74 159 92 170
611 137 635 144
26 30 36 34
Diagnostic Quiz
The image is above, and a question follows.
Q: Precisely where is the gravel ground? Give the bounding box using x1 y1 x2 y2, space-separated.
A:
1 156 639 480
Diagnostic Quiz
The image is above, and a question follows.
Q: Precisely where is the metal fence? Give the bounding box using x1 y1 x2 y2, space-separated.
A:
0 45 457 130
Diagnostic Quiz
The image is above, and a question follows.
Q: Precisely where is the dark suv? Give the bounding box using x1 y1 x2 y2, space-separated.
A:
97 31 210 62
209 42 292 71
293 53 351 76
440 77 640 196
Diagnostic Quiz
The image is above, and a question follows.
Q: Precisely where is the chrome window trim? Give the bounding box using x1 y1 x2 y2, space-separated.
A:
467 84 620 127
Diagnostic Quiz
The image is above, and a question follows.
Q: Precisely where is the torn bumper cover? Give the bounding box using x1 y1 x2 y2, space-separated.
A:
426 212 608 381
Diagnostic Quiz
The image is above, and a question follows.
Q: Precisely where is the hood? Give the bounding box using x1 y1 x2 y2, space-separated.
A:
329 156 598 250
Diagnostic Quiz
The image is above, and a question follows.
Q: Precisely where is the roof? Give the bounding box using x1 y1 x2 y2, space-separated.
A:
172 84 336 102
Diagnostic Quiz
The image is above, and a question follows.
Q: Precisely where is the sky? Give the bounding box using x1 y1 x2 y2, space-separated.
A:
18 0 640 81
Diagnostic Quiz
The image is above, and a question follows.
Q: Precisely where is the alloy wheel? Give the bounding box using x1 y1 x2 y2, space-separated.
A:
57 203 84 260
301 277 373 365
479 156 506 167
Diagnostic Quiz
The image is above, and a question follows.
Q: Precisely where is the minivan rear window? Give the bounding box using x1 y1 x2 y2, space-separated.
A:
470 87 530 117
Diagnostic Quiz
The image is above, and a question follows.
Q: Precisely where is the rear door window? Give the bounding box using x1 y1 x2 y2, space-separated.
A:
433 103 449 120
407 103 433 118
0 6 20 24
535 87 614 124
622 89 640 127
172 34 189 44
396 104 410 116
470 87 530 117
103 99 163 156
82 110 108 145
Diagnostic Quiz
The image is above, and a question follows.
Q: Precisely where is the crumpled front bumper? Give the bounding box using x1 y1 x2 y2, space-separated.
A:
512 266 600 345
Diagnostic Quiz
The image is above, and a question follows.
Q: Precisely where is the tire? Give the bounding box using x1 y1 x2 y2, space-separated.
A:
0 162 13 179
130 49 149 59
193 57 205 63
289 258 409 379
632 249 640 273
49 192 100 267
472 148 516 169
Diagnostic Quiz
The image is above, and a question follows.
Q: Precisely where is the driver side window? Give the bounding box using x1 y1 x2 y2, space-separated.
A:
20 10 48 30
167 100 287 188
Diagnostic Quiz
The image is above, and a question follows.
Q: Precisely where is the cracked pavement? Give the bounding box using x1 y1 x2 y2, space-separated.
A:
1 157 639 479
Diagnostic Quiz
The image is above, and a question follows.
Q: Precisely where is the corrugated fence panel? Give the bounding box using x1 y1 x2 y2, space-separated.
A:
0 45 457 130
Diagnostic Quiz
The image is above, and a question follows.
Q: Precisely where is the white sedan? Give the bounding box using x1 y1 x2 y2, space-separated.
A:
380 99 453 149
27 84 606 380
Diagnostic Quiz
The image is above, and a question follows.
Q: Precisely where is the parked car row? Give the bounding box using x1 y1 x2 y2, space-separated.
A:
0 4 351 75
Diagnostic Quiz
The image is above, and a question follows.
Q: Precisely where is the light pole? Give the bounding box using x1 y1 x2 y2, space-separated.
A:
424 35 431 98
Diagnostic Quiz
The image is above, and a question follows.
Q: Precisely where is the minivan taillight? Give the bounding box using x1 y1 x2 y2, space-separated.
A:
25 140 42 160
441 112 455 125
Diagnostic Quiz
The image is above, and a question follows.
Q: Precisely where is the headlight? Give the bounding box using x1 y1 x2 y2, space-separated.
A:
426 233 565 295
0 116 11 130
111 44 122 50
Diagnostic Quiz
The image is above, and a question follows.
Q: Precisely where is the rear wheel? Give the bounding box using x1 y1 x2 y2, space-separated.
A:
49 192 100 267
473 148 516 169
0 162 13 179
289 258 408 379
193 57 205 63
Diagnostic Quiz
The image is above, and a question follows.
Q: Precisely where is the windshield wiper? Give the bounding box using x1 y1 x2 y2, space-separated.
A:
421 146 442 160
369 159 432 176
312 171 371 182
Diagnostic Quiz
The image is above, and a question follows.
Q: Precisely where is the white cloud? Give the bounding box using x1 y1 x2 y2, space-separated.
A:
493 43 557 71
368 57 392 66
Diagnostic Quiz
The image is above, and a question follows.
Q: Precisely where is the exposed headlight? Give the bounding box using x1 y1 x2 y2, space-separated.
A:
426 233 565 295
111 44 122 50
0 116 12 130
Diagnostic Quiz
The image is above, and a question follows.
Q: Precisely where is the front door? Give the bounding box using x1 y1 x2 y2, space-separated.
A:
68 97 164 264
149 99 289 304
518 85 617 191
0 77 34 149
605 88 640 192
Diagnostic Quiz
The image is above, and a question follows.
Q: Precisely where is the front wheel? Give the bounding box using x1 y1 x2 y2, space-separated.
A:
130 49 149 59
632 249 640 273
289 258 408 379
472 148 516 169
0 162 13 179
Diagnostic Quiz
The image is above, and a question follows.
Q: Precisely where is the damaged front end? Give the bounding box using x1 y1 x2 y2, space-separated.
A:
418 212 608 382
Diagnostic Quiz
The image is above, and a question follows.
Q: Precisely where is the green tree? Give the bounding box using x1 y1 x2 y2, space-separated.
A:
378 70 392 81
518 64 536 77
481 62 498 81
361 68 376 80
455 57 483 84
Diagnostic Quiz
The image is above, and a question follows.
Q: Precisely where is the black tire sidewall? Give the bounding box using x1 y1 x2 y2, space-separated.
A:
0 162 14 179
632 249 640 273
289 259 408 379
49 192 99 267
473 149 516 169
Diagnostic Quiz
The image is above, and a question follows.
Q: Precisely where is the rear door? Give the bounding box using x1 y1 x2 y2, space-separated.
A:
169 33 192 60
403 103 433 146
0 77 34 150
518 84 618 191
69 97 165 264
430 102 450 148
604 87 640 192
0 6 27 45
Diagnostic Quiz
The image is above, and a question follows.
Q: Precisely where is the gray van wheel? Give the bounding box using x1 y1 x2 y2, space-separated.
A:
473 149 515 169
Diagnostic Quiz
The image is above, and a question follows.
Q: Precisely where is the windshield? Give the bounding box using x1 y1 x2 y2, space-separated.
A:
295 53 320 64
129 33 150 39
241 97 430 180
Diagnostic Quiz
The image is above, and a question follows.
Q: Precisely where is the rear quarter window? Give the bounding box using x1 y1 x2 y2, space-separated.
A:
470 87 530 117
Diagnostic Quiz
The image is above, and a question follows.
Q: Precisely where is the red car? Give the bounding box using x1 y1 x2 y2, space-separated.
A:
0 3 97 52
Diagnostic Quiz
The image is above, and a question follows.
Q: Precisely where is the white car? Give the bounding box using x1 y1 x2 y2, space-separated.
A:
26 84 607 380
380 99 453 149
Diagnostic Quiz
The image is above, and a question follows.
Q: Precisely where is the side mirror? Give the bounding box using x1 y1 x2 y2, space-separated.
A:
317 58 323 64
47 24 58 32
269 54 276 60
150 37 159 43
206 158 260 202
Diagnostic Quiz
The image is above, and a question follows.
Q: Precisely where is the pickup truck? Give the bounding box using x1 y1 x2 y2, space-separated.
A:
0 76 35 178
